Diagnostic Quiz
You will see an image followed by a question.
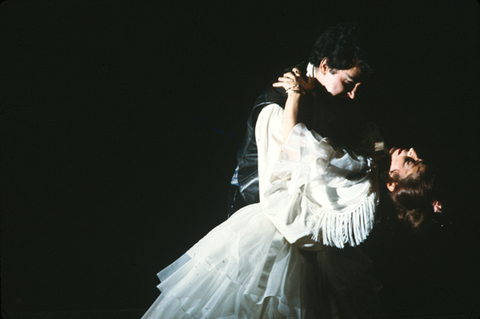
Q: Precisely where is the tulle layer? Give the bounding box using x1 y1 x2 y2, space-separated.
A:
142 204 314 319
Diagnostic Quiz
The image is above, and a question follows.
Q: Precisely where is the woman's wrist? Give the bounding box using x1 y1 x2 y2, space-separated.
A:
287 91 303 98
285 85 305 95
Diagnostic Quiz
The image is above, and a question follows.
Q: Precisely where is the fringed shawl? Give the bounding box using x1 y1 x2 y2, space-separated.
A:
257 106 377 249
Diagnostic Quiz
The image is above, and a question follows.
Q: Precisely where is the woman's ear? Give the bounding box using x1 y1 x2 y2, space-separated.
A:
386 181 396 192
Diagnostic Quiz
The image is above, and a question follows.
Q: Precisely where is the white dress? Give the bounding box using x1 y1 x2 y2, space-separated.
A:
142 104 378 319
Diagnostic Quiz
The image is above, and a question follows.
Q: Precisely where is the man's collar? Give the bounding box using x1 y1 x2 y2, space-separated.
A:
306 63 316 78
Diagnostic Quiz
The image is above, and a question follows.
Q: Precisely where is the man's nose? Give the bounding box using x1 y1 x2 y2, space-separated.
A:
347 83 361 99
407 148 418 160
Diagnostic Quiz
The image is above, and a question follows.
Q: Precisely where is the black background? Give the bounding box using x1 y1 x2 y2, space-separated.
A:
1 1 479 318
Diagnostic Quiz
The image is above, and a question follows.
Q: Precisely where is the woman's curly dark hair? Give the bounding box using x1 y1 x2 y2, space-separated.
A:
386 163 435 229
308 22 373 75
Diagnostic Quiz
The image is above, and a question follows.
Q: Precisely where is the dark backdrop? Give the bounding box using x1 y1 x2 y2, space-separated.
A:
1 1 479 318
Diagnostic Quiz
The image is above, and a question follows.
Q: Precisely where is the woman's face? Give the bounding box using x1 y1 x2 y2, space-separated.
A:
389 148 423 178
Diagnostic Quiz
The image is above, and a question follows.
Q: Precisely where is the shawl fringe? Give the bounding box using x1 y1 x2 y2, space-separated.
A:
306 192 376 248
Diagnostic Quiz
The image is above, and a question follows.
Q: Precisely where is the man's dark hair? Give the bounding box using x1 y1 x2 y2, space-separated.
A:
309 22 373 74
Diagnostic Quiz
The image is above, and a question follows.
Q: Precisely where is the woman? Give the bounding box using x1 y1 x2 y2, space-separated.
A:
141 69 435 318
386 147 438 228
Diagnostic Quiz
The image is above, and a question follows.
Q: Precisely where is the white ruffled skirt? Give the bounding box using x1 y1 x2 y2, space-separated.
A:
142 203 382 319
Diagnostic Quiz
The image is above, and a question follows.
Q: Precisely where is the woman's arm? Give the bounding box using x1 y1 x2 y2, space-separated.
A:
282 91 302 142
272 68 308 142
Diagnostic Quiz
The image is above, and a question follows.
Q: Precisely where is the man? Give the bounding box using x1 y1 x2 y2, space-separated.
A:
227 23 387 317
226 23 387 317
228 23 385 216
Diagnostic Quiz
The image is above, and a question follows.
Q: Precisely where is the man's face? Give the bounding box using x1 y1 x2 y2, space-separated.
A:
315 60 362 99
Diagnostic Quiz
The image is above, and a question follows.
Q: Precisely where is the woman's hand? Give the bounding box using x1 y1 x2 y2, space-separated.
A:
272 68 313 94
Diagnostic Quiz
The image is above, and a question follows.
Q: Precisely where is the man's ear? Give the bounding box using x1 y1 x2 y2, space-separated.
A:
386 181 396 192
319 58 329 75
